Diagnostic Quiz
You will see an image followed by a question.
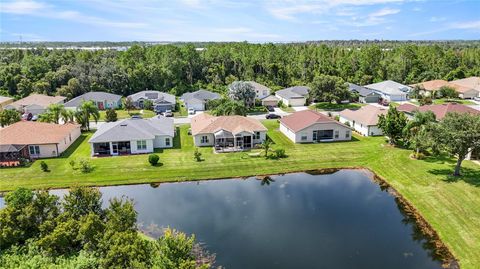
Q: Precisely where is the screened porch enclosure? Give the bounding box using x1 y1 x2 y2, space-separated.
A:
312 130 335 141
92 141 131 156
214 130 253 152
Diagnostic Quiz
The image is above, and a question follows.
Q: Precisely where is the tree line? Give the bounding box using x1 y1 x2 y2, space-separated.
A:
1 42 479 101
0 186 215 268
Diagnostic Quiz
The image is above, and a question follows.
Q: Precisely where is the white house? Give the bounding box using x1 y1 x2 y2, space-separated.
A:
89 116 174 156
450 77 480 99
246 81 271 100
339 105 387 136
279 110 351 143
181 89 220 111
364 80 410 102
64 92 122 110
127 91 176 113
275 86 309 107
190 113 267 152
5 94 66 115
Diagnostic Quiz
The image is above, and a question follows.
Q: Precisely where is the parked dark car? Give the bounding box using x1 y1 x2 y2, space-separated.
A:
378 99 389 106
266 105 274 112
265 113 281 119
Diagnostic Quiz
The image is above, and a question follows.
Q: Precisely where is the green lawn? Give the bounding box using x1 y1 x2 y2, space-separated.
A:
433 99 476 105
94 109 156 121
174 100 188 117
309 102 366 111
0 121 479 268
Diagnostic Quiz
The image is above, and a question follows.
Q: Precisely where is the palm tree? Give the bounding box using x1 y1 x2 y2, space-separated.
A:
404 111 436 156
261 138 273 158
45 103 65 124
78 101 100 131
61 109 75 124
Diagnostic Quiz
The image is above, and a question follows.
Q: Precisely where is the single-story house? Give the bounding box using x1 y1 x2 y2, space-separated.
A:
0 121 81 161
339 105 387 136
261 95 280 107
450 77 480 99
279 110 351 143
275 86 310 107
89 116 174 156
245 81 271 100
410 79 450 97
0 96 14 109
348 83 381 103
397 103 480 121
181 89 220 111
64 92 122 110
365 80 410 102
127 91 176 113
190 113 267 152
4 94 66 115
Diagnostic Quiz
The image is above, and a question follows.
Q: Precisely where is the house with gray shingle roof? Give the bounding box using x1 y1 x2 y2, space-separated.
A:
181 89 220 111
348 83 381 103
275 86 310 107
364 80 410 102
64 92 122 110
127 90 176 113
89 116 174 156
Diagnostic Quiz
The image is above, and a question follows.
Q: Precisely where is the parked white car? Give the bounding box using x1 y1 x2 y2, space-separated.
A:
188 108 195 115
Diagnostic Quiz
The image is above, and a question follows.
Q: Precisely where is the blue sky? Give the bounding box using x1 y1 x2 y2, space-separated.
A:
1 0 479 42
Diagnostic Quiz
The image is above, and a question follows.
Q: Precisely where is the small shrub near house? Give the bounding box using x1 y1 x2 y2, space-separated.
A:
105 108 118 122
40 161 49 172
148 154 160 166
79 158 93 173
274 148 287 159
194 148 202 162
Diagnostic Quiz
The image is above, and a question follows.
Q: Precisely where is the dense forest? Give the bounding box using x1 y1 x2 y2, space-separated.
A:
1 42 479 100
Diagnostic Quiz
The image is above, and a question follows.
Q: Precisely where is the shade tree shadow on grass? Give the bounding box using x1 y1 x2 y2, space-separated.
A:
59 134 89 159
428 166 480 187
172 126 182 149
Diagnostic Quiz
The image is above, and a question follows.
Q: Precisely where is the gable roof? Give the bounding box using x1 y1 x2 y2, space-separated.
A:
365 80 410 96
261 95 280 101
89 116 174 143
191 113 267 136
275 86 309 99
127 91 176 105
451 77 480 91
339 105 388 126
398 103 479 120
0 96 14 104
0 122 80 145
280 110 347 132
64 92 122 108
245 81 271 92
7 94 66 109
411 80 450 91
0 144 26 153
348 83 379 97
181 89 220 104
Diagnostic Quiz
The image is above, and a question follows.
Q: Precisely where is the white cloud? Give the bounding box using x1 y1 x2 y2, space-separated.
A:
450 20 480 31
1 0 48 14
369 7 400 17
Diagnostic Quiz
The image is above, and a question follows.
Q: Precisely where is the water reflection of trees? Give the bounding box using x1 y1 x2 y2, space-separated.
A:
257 176 275 186
396 200 443 263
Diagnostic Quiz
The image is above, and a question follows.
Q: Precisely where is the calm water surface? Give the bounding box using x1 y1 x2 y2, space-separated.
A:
1 170 441 268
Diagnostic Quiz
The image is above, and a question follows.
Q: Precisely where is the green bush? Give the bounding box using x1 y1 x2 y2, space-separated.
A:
194 148 202 162
274 148 287 159
69 160 76 170
79 159 93 173
40 161 48 172
148 154 160 166
105 109 117 122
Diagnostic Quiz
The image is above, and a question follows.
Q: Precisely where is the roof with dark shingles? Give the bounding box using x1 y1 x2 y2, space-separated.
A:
348 83 380 97
275 86 310 99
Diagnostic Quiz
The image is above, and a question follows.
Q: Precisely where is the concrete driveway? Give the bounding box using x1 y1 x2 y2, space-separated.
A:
292 106 308 111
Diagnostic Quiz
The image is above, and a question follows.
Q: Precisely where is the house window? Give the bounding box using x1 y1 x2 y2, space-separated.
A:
69 134 72 142
254 132 261 140
346 131 351 139
301 133 308 141
334 130 339 139
29 145 40 155
165 137 171 147
201 136 209 143
137 140 147 150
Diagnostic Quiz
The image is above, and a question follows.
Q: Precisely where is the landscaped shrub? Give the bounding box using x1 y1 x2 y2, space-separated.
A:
105 108 118 122
148 154 160 166
274 148 287 158
78 159 93 173
40 161 48 172
69 160 76 169
344 121 351 127
194 148 202 162
334 115 340 121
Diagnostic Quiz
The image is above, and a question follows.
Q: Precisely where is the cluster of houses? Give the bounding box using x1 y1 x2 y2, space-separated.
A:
0 77 479 166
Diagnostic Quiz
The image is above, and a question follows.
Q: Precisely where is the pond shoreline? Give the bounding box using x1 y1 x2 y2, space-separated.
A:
0 166 459 268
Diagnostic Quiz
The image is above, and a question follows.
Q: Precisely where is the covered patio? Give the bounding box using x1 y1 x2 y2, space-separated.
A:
92 141 131 156
0 144 29 167
214 129 253 153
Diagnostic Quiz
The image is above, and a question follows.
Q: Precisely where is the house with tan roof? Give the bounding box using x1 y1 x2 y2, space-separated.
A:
190 113 267 152
450 77 480 99
397 102 480 120
411 80 450 97
339 105 387 136
0 122 81 163
4 94 66 115
279 110 351 143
